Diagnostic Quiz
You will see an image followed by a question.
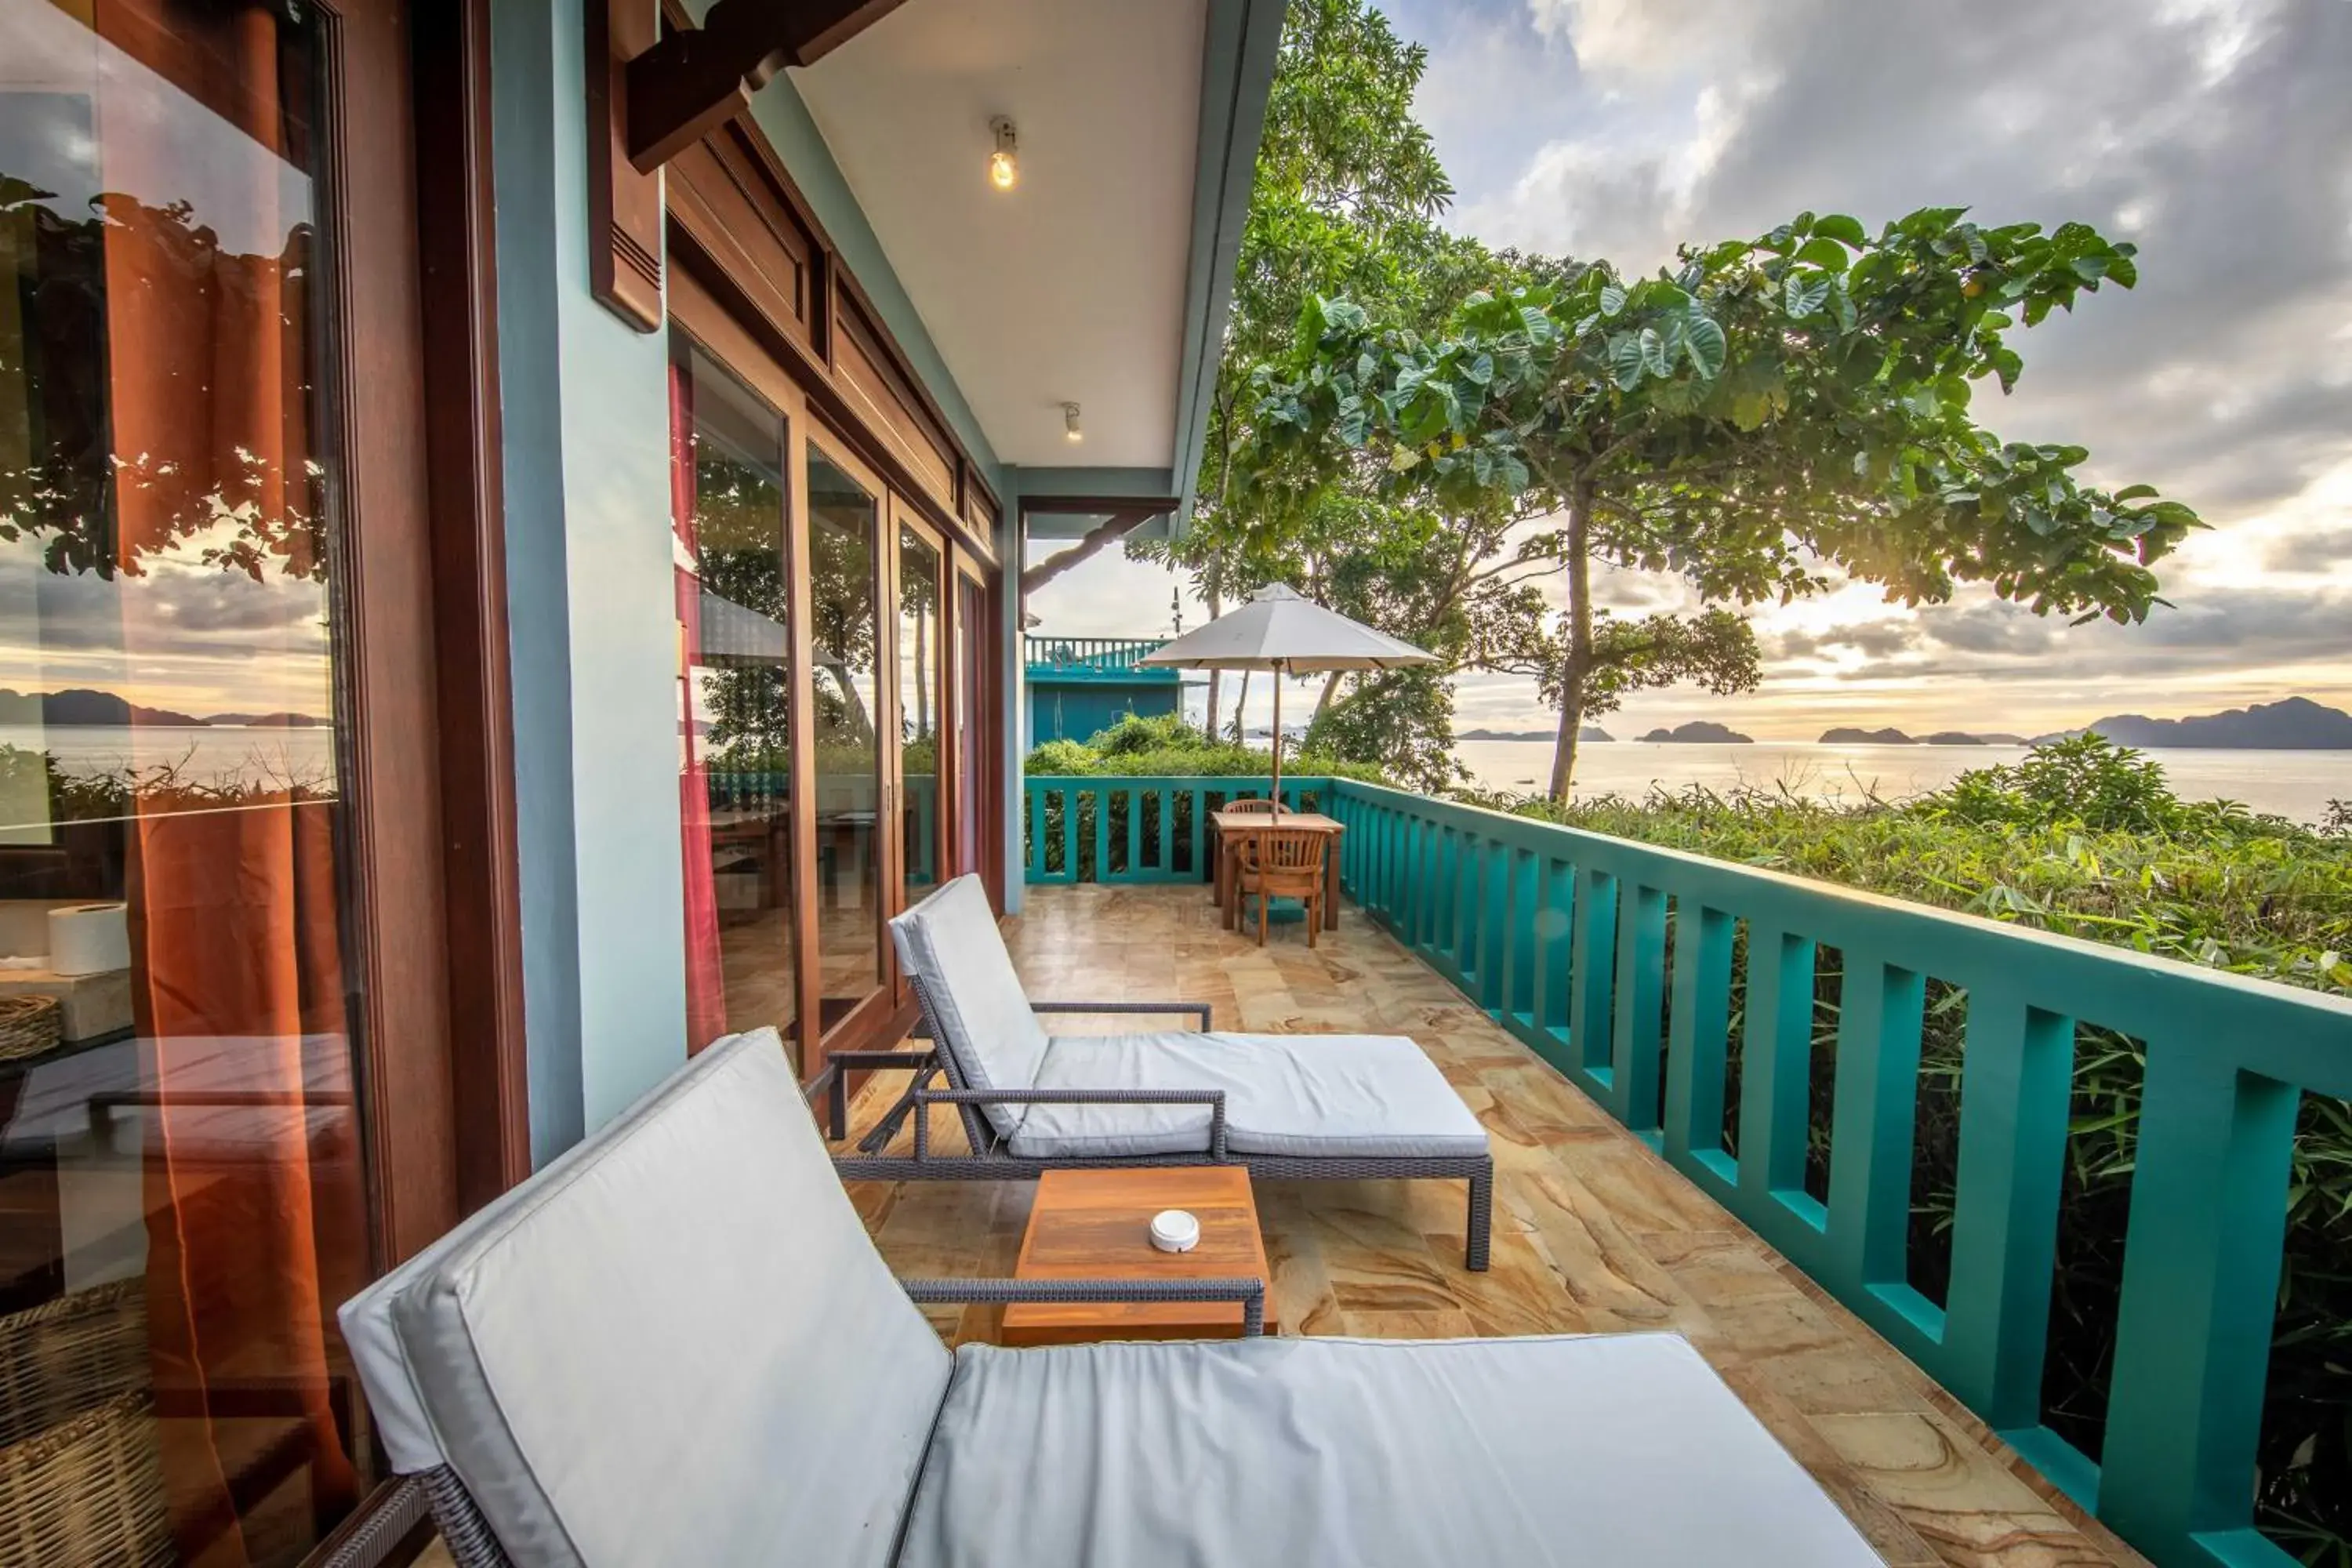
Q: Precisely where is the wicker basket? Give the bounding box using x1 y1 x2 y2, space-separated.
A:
0 1279 148 1449
0 1392 171 1566
0 993 60 1063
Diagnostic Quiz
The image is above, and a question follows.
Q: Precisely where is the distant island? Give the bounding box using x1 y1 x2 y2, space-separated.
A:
206 711 328 728
1460 726 1613 742
2037 696 2352 750
1642 720 1752 744
0 688 325 729
1818 726 2027 746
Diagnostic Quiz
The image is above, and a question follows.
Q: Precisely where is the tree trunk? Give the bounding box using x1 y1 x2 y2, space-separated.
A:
1232 670 1251 742
1547 481 1595 804
1314 670 1345 719
1202 580 1223 738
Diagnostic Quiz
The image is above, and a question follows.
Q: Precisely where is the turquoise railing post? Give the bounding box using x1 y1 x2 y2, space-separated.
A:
1736 928 1822 1222
1611 883 1668 1140
1532 859 1574 1065
1940 993 2075 1430
1478 840 1509 1011
1503 848 1537 1029
1825 961 1931 1298
2097 1048 2303 1564
1664 902 1737 1185
1569 867 1617 1086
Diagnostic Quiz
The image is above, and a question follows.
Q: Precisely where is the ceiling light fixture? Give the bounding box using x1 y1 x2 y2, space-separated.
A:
1062 402 1083 443
989 117 1018 191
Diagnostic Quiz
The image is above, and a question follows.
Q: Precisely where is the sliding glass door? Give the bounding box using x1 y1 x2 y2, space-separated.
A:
898 516 945 906
805 437 887 1032
672 339 798 1056
666 278 1003 1068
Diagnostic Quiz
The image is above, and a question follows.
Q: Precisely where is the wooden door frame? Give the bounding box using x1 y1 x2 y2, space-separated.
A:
948 551 1005 909
320 0 458 1279
414 0 531 1218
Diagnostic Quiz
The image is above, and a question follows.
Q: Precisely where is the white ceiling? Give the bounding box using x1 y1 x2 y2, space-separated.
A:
792 0 1209 471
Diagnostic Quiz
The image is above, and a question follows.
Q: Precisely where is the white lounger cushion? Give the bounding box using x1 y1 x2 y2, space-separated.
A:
338 1030 953 1568
1007 1031 1489 1160
891 876 1049 1136
896 1334 1884 1568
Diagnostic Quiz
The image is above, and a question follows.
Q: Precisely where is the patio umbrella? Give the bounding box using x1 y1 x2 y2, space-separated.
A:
1138 584 1436 811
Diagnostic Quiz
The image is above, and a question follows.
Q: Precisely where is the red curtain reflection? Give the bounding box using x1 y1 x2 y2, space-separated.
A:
673 358 728 1051
94 0 361 1560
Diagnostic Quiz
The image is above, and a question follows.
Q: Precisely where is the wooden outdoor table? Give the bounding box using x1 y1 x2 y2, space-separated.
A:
1210 808 1343 931
999 1167 1276 1346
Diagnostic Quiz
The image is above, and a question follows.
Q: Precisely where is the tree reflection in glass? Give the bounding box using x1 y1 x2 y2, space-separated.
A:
806 447 881 1018
899 525 940 900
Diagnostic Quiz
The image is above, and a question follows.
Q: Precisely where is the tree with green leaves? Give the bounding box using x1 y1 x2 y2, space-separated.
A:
1131 0 1537 779
1243 206 2203 799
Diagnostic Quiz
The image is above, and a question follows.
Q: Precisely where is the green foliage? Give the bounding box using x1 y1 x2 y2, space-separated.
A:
1303 666 1464 793
1245 205 2201 799
1560 607 1762 718
1132 0 1545 773
1085 711 1218 758
1022 739 1100 777
1924 732 2286 837
1472 741 2350 1555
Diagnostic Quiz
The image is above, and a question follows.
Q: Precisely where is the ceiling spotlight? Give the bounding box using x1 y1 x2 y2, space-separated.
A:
989 117 1018 191
1062 402 1083 443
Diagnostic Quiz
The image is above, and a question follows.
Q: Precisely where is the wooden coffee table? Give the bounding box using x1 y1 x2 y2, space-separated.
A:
1000 1167 1276 1346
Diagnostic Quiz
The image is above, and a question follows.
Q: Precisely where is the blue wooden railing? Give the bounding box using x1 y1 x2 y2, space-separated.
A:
1022 635 1177 681
1021 774 2352 1568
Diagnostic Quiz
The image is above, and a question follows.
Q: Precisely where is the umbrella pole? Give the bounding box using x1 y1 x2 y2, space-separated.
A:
1270 667 1282 816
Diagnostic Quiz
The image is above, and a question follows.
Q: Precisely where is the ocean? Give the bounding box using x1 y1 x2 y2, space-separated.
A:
1452 739 2350 825
0 724 340 789
10 726 2341 827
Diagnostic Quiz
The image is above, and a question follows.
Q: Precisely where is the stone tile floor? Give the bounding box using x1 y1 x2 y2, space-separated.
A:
838 884 2147 1568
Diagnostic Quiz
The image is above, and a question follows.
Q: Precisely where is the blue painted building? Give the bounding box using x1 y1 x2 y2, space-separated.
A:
1024 634 1188 745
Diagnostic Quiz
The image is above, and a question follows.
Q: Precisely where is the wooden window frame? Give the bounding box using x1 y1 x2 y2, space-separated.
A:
292 0 528 1559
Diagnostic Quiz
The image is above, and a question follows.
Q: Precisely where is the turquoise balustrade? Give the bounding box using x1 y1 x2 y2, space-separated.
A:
1019 773 2352 1568
1021 775 1332 884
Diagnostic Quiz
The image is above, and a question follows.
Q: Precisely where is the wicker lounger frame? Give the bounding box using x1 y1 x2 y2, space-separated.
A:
823 980 1495 1274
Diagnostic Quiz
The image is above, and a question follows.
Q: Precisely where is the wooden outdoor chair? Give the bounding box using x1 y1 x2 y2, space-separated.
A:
1210 797 1282 914
1237 826 1327 946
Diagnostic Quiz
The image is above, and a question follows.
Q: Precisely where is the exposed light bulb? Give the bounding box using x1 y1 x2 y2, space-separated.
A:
1062 401 1083 443
989 117 1018 191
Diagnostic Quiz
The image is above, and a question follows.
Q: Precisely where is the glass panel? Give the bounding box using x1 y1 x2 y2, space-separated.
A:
0 0 373 1559
955 572 989 880
898 527 940 904
806 445 882 1025
673 339 797 1058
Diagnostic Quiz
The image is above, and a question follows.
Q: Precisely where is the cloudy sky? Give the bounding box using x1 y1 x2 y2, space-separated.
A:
1033 0 2352 741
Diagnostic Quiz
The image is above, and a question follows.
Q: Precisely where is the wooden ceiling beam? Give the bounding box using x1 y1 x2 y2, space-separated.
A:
625 0 909 173
1020 507 1166 597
